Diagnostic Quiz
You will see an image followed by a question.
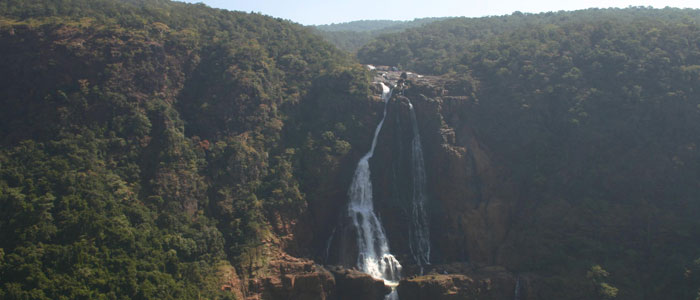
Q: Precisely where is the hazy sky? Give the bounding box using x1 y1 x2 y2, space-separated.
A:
178 0 700 25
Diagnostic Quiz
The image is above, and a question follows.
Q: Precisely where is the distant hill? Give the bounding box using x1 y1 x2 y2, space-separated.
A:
313 18 448 53
315 18 446 32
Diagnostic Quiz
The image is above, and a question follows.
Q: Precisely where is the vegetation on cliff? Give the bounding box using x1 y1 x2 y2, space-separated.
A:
0 0 376 298
359 7 700 299
313 18 446 53
4 1 700 299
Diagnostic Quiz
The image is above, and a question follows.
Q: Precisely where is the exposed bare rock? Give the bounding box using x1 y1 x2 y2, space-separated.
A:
401 81 515 265
327 266 392 300
243 255 334 300
238 253 391 300
368 76 515 266
397 265 520 300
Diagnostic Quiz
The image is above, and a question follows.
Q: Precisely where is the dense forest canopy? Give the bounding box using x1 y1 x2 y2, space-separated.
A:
358 7 700 74
0 0 375 298
2 0 700 299
312 18 447 53
315 18 446 32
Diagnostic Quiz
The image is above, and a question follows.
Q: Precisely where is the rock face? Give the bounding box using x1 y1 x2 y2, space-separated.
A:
397 265 520 300
398 274 505 300
245 257 335 300
410 85 515 265
327 266 392 300
370 77 516 266
241 255 390 300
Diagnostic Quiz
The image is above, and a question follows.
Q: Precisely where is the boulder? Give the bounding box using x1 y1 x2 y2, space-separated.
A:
398 266 518 300
327 266 391 300
247 258 335 300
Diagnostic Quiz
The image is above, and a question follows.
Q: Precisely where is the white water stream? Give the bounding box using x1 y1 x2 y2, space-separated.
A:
347 83 402 297
346 82 433 299
407 100 431 271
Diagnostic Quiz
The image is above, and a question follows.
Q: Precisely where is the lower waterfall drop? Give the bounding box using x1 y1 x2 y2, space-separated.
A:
347 82 402 298
407 100 431 271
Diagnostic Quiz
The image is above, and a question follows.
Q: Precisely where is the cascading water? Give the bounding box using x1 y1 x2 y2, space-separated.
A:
407 100 431 271
514 276 522 300
324 227 336 263
347 82 402 298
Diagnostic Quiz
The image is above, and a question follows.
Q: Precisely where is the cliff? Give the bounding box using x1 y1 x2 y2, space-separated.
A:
373 78 516 266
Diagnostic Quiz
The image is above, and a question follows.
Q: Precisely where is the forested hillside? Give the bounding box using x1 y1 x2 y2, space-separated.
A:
4 1 700 299
313 18 446 53
0 0 376 298
358 7 700 299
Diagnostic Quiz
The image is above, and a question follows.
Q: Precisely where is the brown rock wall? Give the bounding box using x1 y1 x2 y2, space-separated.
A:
370 80 516 266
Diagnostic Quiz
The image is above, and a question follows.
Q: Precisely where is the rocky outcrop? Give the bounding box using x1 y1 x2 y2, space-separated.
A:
245 257 335 300
327 266 392 300
240 253 390 300
397 265 520 300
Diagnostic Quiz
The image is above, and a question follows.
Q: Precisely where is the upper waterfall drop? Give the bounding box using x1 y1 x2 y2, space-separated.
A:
407 99 431 269
346 82 402 285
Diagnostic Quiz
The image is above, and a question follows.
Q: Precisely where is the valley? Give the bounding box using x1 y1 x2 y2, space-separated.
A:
1 1 700 299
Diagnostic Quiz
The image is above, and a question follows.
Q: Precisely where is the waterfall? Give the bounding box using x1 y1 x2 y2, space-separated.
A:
407 100 431 270
324 227 336 263
514 276 522 300
347 82 402 288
